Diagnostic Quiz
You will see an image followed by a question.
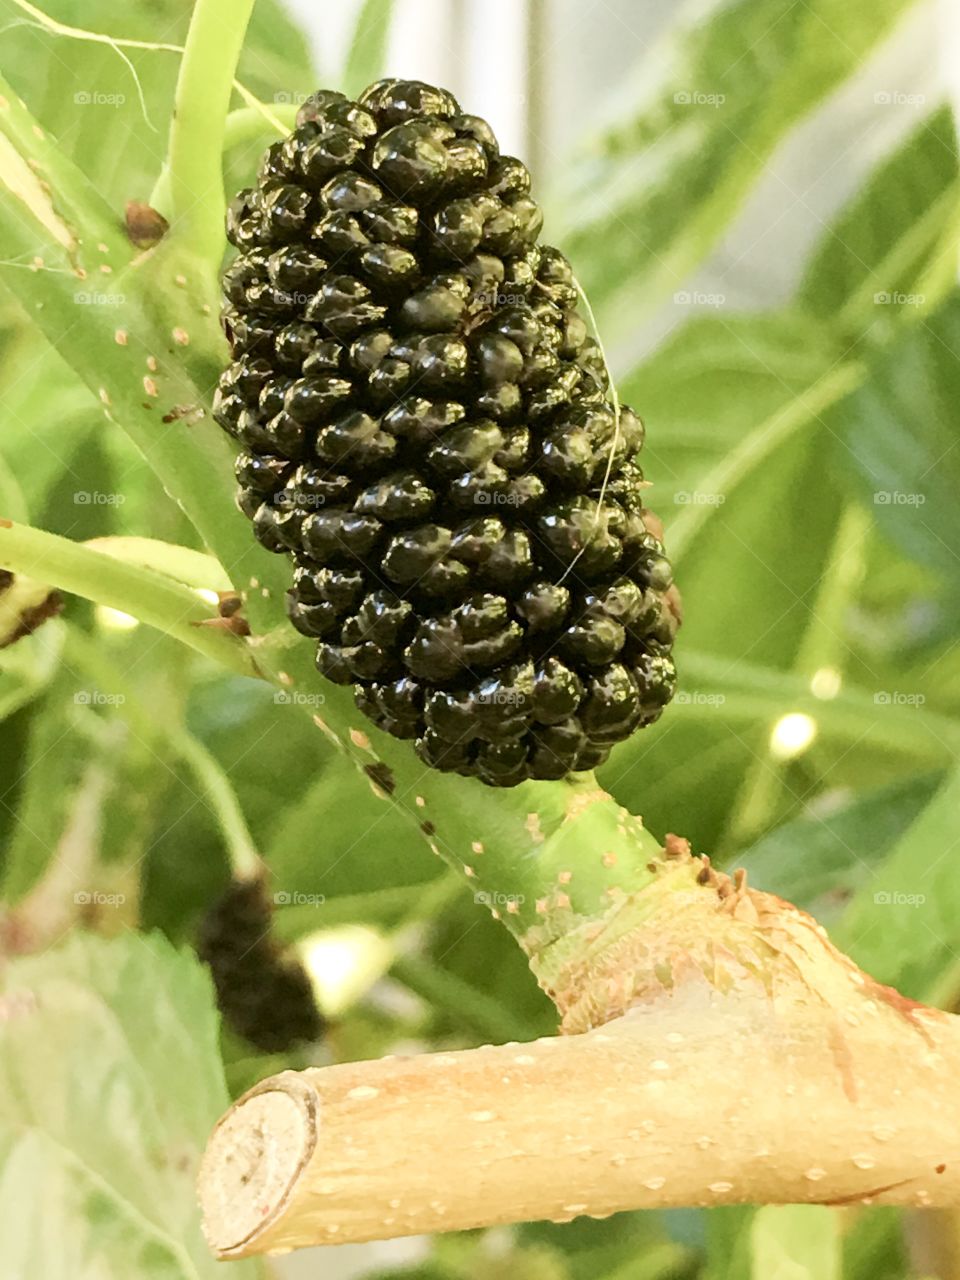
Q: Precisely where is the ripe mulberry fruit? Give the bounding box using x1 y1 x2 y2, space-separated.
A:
216 79 678 786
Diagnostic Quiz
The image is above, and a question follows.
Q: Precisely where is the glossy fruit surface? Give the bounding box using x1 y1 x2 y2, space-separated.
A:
217 79 678 785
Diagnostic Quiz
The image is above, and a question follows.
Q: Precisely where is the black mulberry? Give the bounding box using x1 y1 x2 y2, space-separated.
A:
197 877 324 1052
217 79 678 786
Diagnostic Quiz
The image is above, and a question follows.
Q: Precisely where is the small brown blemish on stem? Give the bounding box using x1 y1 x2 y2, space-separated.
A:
125 200 168 248
363 761 395 796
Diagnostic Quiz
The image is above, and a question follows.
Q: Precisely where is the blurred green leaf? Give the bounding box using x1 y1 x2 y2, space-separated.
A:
798 107 959 329
558 0 922 326
749 1206 840 1280
702 1206 753 1280
836 764 960 1000
625 311 857 666
0 930 259 1279
830 291 960 586
0 618 62 724
842 1207 908 1280
736 771 944 925
0 0 312 208
627 311 844 500
343 0 394 99
0 667 95 903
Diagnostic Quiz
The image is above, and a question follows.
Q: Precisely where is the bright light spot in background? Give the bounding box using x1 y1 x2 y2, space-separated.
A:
299 924 394 1017
95 605 139 631
769 713 818 761
195 588 221 606
810 666 842 700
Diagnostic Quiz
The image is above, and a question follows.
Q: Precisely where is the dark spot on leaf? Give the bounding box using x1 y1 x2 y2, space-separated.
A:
420 820 436 836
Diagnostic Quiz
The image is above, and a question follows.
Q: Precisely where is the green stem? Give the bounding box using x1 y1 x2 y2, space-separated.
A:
64 627 262 881
0 520 256 677
725 503 871 846
670 649 960 762
223 103 296 151
151 0 256 262
174 730 262 879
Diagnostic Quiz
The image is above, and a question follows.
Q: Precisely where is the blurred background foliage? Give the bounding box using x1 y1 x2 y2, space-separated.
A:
0 0 958 1277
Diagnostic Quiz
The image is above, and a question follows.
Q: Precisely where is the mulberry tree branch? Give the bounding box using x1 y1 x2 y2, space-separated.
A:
199 853 960 1255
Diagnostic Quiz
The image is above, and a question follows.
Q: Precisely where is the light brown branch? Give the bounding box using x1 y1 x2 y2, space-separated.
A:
199 874 960 1257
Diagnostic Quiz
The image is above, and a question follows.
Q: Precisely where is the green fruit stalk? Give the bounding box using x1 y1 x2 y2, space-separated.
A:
214 79 678 786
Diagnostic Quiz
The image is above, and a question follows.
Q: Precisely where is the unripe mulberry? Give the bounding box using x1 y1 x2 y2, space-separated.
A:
216 79 678 786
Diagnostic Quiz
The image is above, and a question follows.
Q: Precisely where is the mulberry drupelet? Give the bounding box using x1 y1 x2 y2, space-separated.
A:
215 78 679 786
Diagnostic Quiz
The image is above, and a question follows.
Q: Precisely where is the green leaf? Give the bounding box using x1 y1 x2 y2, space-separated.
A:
622 311 858 664
736 771 944 925
0 931 259 1279
835 764 960 1001
343 0 394 99
0 616 62 724
0 0 313 209
702 1207 754 1280
798 106 959 328
830 291 960 585
625 311 845 505
750 1206 840 1280
557 0 921 326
